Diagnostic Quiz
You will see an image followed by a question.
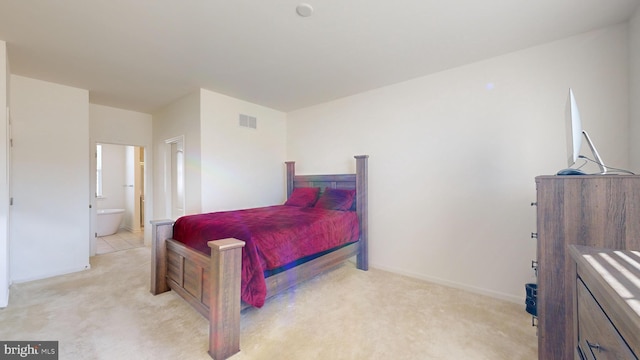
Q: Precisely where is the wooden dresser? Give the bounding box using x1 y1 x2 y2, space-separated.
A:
535 175 640 359
569 245 640 359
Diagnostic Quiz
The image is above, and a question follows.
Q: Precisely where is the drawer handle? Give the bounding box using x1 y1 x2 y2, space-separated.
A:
587 340 602 353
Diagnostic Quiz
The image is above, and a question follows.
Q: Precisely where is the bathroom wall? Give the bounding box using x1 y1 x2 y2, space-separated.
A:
125 145 144 232
97 144 143 233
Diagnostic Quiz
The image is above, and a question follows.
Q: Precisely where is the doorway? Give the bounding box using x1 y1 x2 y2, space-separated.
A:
165 136 185 220
92 143 146 255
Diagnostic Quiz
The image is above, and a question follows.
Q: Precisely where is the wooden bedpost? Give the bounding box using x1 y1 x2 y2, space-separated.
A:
150 219 174 295
354 155 369 271
285 161 295 198
208 238 246 360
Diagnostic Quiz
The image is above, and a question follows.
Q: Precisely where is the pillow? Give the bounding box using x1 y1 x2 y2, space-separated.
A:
314 188 356 211
284 187 320 207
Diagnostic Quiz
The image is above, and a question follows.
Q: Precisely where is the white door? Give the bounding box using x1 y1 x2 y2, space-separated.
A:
0 105 11 307
166 137 185 219
134 146 144 229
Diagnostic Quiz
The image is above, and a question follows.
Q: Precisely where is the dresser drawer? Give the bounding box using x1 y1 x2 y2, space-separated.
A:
577 278 637 359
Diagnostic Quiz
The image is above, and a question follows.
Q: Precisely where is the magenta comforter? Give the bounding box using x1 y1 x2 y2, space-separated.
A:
172 205 360 307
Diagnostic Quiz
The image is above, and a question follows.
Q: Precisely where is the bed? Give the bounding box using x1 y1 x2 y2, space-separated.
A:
150 155 369 360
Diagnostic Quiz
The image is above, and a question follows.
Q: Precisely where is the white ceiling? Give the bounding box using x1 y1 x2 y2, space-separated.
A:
0 1 638 113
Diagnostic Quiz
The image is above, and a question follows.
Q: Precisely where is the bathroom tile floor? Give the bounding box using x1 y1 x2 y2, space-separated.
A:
96 229 145 255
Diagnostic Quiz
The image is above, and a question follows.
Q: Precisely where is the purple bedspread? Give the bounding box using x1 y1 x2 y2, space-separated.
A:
172 205 359 307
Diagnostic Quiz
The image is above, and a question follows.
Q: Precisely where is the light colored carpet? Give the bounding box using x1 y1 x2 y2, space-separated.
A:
0 247 537 359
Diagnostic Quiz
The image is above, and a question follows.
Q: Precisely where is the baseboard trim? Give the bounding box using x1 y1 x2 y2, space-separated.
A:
11 264 91 284
370 262 523 304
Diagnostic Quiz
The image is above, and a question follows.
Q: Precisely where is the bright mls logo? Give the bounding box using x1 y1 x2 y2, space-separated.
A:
0 341 58 359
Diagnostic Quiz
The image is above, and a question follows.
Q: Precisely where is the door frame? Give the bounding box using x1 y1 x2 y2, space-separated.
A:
164 135 185 220
90 140 149 256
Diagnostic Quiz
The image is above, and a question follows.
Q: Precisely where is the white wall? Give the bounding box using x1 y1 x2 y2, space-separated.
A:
151 89 287 217
90 104 153 146
10 75 90 282
90 104 153 246
0 40 9 307
287 25 630 302
200 89 287 211
152 91 201 218
630 7 640 172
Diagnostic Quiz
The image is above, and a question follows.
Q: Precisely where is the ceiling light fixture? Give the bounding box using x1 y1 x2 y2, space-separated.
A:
296 3 313 17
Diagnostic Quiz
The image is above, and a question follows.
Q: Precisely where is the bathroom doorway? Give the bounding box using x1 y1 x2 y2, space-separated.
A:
93 143 146 255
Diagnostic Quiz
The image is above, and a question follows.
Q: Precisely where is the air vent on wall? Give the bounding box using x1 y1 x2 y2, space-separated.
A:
239 114 257 129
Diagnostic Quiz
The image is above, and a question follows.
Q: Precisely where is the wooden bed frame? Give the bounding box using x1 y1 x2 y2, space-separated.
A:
150 155 369 360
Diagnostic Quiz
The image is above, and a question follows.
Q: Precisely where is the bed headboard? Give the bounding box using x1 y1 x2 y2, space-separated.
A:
285 155 369 270
285 155 368 203
287 172 357 193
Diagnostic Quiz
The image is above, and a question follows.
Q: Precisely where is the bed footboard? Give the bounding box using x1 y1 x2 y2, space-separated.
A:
354 154 368 271
151 219 246 360
150 219 174 295
208 239 245 360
